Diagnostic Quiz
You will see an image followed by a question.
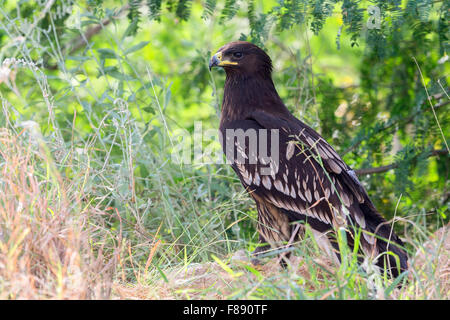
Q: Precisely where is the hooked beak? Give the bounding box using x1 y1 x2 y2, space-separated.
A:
209 51 238 71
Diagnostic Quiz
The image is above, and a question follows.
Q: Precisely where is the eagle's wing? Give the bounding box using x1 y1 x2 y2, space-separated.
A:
221 110 388 248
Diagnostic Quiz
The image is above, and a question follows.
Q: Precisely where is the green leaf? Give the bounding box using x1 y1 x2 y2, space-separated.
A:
156 265 168 283
243 264 263 280
143 105 155 114
124 41 150 55
122 19 138 40
96 48 117 59
211 254 243 278
384 271 408 297
108 71 135 81
67 55 91 62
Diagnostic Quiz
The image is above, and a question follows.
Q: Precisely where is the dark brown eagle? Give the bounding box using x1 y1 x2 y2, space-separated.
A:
209 41 408 278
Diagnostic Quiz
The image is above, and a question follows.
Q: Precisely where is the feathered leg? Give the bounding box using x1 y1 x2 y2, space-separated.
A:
253 197 294 268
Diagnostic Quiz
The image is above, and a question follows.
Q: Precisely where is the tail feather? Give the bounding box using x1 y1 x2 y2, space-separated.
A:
360 202 408 278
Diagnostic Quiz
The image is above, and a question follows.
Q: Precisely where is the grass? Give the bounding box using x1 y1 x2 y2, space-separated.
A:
111 225 449 300
0 122 448 299
1 83 449 302
0 128 116 299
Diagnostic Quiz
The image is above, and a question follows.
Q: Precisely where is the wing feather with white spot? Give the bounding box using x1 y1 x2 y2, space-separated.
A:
220 112 373 245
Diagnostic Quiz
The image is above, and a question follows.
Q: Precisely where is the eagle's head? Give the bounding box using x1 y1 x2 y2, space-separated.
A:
209 41 273 78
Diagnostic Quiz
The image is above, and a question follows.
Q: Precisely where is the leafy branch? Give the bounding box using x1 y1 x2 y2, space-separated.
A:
355 149 448 176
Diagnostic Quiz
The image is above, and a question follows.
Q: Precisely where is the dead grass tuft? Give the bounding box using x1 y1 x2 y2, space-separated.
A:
0 130 117 299
393 224 449 299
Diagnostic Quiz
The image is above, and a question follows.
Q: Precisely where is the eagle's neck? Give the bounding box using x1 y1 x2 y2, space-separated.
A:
220 74 290 127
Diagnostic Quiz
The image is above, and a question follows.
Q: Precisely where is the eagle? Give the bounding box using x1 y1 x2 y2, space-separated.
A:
209 41 408 278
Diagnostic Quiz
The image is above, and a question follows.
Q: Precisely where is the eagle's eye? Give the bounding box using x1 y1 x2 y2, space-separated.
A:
233 52 243 59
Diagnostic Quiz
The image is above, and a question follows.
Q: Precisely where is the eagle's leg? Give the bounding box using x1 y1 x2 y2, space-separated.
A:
250 235 292 268
253 198 293 268
250 234 272 265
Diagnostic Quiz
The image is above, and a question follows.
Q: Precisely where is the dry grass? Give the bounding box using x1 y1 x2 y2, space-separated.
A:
113 226 449 300
395 224 450 299
112 252 335 300
0 129 117 299
0 129 448 300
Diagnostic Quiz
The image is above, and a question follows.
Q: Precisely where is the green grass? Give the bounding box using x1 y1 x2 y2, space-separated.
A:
0 96 448 299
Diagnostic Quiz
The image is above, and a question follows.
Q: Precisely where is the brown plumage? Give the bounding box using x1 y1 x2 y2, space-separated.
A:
209 41 408 278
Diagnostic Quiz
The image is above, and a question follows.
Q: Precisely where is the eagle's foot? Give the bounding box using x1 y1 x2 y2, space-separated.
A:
277 251 291 269
250 244 271 266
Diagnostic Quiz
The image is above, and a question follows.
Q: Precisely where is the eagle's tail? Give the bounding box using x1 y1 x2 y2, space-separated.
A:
359 201 408 278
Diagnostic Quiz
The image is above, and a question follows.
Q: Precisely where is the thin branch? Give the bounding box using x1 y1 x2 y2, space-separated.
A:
68 19 112 55
354 149 448 176
355 163 397 175
342 92 449 156
44 4 130 69
434 99 450 109
70 5 130 55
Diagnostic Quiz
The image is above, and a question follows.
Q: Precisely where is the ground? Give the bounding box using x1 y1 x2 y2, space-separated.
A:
112 225 449 300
